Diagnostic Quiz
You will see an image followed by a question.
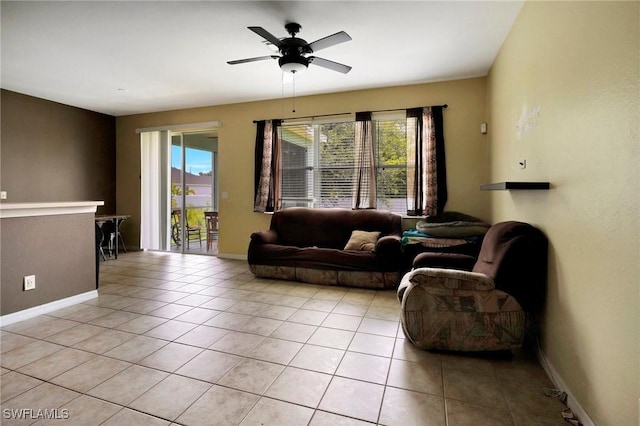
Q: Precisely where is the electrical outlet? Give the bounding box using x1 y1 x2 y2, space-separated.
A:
0 191 7 200
24 275 36 291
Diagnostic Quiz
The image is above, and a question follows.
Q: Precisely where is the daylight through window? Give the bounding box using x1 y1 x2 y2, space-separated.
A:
280 116 407 213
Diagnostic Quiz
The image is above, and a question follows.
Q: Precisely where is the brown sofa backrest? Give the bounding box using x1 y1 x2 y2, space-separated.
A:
473 221 548 312
270 207 402 249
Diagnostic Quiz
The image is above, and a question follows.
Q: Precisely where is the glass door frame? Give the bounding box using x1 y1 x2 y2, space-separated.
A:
170 130 218 255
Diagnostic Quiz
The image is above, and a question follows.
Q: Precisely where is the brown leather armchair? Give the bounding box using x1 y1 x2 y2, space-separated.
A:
397 221 548 351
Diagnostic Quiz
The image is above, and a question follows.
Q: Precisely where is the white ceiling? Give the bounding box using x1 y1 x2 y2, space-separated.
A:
1 1 523 116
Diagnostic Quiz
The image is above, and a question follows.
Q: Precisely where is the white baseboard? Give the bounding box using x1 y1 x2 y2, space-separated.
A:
0 290 99 327
217 252 247 261
536 347 595 426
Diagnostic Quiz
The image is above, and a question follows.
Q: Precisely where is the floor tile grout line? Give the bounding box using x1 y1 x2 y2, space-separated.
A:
496 364 521 425
97 403 182 425
376 330 401 425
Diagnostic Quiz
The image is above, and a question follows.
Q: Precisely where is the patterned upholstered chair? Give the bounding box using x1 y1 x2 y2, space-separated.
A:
397 221 548 351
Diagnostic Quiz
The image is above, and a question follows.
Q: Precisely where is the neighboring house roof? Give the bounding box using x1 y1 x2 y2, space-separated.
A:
171 167 212 186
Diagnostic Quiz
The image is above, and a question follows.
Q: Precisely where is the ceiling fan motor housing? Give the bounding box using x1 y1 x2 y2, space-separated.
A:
279 35 312 73
280 37 312 55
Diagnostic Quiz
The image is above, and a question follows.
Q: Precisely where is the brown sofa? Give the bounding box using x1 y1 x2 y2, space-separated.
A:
248 207 403 288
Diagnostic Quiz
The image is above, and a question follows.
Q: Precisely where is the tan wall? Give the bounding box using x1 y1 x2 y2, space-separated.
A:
116 78 490 256
487 1 639 424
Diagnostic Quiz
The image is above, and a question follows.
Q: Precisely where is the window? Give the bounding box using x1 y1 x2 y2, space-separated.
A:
280 116 407 212
374 119 407 211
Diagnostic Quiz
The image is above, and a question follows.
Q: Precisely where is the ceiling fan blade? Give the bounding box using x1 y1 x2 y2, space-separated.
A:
308 56 352 74
248 26 284 48
307 31 352 52
227 56 279 65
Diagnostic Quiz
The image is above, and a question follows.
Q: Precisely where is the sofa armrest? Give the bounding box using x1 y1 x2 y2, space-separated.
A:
250 230 279 245
406 267 495 291
398 267 495 302
412 252 476 270
375 234 402 255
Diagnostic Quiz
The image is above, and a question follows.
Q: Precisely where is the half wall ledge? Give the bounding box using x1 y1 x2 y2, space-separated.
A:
0 201 105 218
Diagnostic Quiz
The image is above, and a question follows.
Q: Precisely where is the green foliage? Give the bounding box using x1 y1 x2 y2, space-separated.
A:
376 120 407 165
171 183 206 240
316 120 407 209
185 205 200 228
375 120 407 209
318 122 355 207
171 183 195 208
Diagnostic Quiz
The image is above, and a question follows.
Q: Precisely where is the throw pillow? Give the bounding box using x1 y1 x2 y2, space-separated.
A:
344 230 380 251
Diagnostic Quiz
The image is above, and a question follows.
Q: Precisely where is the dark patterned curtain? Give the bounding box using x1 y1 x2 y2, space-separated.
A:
253 119 282 212
406 106 447 216
352 111 376 209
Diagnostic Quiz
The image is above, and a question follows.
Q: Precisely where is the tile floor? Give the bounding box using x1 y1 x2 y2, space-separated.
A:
1 251 567 425
170 237 218 256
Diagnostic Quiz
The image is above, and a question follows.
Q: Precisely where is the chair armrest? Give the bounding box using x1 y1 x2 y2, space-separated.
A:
412 252 476 270
375 234 402 255
250 230 279 244
405 267 495 291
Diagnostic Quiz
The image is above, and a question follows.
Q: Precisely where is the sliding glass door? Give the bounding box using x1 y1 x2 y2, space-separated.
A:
170 131 218 255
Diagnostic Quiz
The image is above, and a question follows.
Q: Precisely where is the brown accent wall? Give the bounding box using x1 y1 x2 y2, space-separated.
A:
0 213 96 315
1 90 116 214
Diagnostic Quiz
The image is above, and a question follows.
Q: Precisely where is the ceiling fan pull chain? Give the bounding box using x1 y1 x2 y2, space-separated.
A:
292 71 296 113
281 76 285 118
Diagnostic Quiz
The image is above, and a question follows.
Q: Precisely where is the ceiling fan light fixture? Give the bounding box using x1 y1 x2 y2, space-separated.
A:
279 56 309 73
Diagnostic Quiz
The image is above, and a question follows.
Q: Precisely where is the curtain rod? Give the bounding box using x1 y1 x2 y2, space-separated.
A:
253 112 351 124
252 104 448 124
368 104 448 114
135 120 221 134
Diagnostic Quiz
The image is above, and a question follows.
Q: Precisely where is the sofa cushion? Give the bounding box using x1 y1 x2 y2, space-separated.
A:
250 244 392 271
344 230 380 251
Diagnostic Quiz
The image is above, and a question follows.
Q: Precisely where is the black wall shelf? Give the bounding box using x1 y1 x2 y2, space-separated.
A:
481 181 550 191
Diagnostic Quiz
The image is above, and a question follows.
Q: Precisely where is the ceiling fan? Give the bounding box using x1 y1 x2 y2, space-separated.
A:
227 23 352 74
